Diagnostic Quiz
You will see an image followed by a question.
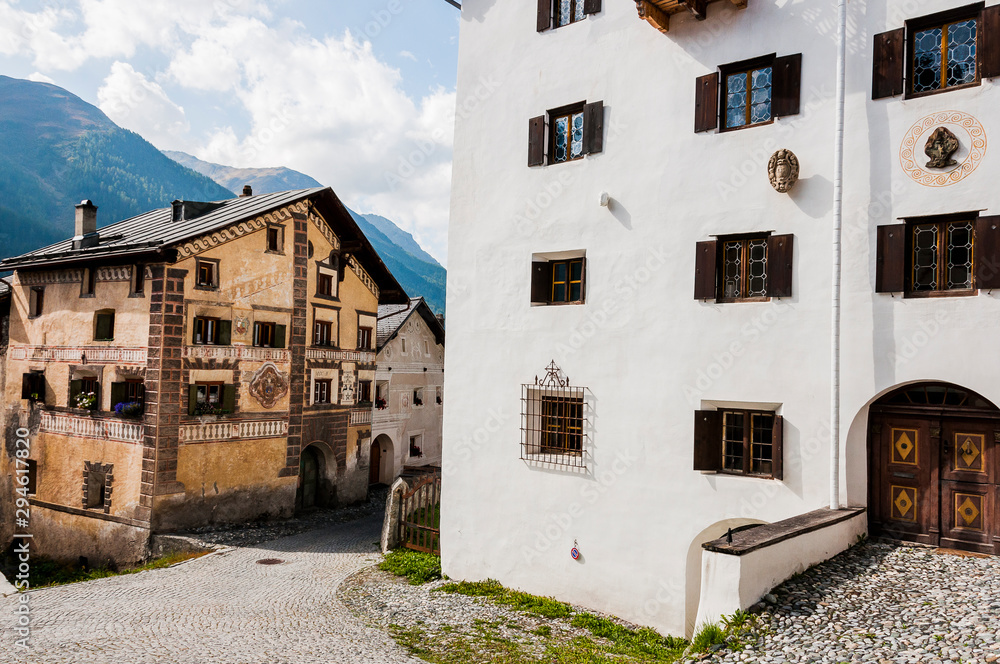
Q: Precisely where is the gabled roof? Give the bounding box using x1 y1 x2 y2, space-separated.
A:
0 187 408 304
377 297 444 351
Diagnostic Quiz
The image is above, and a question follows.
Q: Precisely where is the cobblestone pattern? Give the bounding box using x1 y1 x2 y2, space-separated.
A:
3 513 419 664
708 541 1000 664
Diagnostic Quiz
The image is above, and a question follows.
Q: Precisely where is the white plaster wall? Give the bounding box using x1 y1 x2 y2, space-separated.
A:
443 0 1000 638
694 511 868 632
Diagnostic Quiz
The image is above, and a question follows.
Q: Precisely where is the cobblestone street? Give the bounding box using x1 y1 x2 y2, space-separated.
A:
2 514 420 664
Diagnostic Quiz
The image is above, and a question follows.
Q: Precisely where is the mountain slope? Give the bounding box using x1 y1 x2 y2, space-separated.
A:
163 150 323 195
0 76 234 258
164 151 446 313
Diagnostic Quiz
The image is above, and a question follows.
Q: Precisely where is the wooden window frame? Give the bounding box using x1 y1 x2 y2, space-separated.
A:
195 382 224 406
357 380 373 405
540 395 584 456
193 316 220 345
195 259 219 290
905 4 985 99
313 378 333 404
720 409 778 478
716 233 771 303
313 320 334 347
548 103 586 165
81 268 97 297
904 215 978 298
357 326 373 350
719 55 776 132
254 321 276 348
538 0 601 32
531 256 587 305
130 264 145 298
94 310 115 341
265 225 284 254
409 434 423 458
28 287 44 318
21 371 46 403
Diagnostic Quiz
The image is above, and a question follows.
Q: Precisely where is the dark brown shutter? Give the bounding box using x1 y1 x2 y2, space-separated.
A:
876 224 907 293
976 215 1000 289
528 115 546 167
766 234 794 298
772 54 802 118
222 385 237 413
110 382 127 409
531 261 553 304
70 379 82 404
694 72 719 133
694 410 723 471
583 0 601 15
694 240 717 300
578 257 588 303
274 324 287 349
872 28 905 99
21 373 36 400
188 385 199 416
982 5 1000 79
537 0 552 32
584 101 604 155
218 320 232 345
771 415 784 480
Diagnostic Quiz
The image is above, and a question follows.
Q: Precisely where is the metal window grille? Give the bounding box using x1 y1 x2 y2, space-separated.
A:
521 361 588 469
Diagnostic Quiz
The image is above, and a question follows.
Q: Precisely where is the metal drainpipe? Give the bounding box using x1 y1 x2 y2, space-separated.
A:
830 0 848 511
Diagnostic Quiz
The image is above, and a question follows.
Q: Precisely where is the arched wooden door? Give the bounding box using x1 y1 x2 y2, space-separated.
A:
869 383 999 554
300 447 319 509
369 442 381 485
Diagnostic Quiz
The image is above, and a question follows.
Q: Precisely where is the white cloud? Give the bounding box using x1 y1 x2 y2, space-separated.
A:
399 50 417 61
26 71 56 84
97 62 190 148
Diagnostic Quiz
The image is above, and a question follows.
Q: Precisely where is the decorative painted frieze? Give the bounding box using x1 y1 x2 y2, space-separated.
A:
305 348 376 363
9 346 148 365
182 346 291 363
40 412 143 444
309 209 341 251
348 256 379 299
175 202 308 259
95 266 133 282
179 419 289 443
18 269 85 285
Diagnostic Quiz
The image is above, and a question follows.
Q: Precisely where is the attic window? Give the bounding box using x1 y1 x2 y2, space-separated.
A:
196 259 219 289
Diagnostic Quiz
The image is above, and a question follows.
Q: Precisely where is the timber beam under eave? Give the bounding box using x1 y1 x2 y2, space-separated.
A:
635 0 747 34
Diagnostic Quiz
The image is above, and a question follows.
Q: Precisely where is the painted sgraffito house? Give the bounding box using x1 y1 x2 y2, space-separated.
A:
442 0 1000 639
1 186 406 564
370 297 445 485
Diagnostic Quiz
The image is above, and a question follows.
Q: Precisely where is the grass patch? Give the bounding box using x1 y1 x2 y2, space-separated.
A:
379 549 442 585
22 551 210 589
570 613 688 660
691 623 726 652
436 579 572 618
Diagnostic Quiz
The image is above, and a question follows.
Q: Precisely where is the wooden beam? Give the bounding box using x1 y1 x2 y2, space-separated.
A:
636 0 670 33
684 0 707 20
729 0 748 8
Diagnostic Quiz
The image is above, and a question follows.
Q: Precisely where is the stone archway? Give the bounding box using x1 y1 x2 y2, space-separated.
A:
370 434 394 485
865 382 1000 554
296 442 338 511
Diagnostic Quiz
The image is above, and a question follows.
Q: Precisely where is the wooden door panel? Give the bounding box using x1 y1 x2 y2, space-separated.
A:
941 420 996 485
940 419 997 552
875 418 937 543
939 481 995 553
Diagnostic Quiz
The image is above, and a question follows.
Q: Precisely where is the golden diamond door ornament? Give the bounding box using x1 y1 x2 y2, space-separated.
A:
955 495 983 531
892 429 918 465
955 434 984 472
891 486 917 522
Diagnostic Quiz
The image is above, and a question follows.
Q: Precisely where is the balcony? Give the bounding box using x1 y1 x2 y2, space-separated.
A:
9 345 147 365
179 419 289 443
635 0 747 34
305 348 376 364
350 408 373 426
183 346 291 363
39 412 143 444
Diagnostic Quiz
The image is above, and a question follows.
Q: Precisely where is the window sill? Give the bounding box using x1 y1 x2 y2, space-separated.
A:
719 118 775 133
80 293 95 299
194 284 219 291
703 470 778 481
905 80 981 100
128 292 146 299
530 300 586 307
715 296 772 304
265 250 285 256
903 289 978 299
313 293 340 302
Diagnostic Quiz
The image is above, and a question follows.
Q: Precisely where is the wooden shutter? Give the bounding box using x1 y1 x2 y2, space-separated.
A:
21 373 39 400
218 320 232 345
531 261 553 304
528 115 546 167
976 215 1000 289
766 234 794 298
872 28 905 99
693 410 723 471
772 54 802 118
188 385 199 415
93 382 101 410
583 0 601 14
70 379 82 404
771 414 784 480
537 0 552 32
110 382 127 409
982 5 1000 79
694 240 717 300
222 385 237 413
274 324 287 349
876 224 906 293
95 313 113 340
578 257 588 303
584 101 604 155
694 73 719 133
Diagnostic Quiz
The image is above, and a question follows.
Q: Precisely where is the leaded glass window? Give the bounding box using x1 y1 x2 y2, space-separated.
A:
912 17 978 94
721 237 768 300
551 109 585 163
557 0 586 27
909 219 975 293
724 66 772 129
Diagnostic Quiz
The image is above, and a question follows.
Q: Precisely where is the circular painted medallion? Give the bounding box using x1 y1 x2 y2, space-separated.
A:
899 110 986 187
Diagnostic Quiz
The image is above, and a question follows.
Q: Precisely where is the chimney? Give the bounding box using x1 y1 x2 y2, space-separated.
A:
73 200 99 249
241 185 253 197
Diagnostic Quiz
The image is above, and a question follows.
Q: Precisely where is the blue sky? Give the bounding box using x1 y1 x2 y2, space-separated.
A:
0 0 460 264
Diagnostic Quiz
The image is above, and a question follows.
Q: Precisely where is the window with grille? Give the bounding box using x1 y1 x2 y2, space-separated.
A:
911 13 979 95
695 54 802 133
536 0 601 32
910 219 975 293
521 361 588 469
528 102 604 167
724 65 773 130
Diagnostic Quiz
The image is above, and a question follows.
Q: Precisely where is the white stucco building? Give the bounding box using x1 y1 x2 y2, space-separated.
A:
370 298 445 484
442 0 1000 639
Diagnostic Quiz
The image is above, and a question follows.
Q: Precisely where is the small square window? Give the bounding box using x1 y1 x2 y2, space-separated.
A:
313 379 333 404
196 260 218 289
94 310 115 341
28 287 44 318
358 326 373 350
193 317 220 345
266 226 283 253
317 272 335 297
531 256 586 305
357 380 372 405
254 322 276 348
722 410 776 476
81 268 96 297
409 435 423 458
314 320 333 347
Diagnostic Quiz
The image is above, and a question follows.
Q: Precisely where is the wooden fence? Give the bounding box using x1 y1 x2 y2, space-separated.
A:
398 474 441 554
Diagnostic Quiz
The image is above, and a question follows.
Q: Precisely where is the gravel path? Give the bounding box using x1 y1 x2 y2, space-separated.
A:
708 541 1000 664
2 512 421 664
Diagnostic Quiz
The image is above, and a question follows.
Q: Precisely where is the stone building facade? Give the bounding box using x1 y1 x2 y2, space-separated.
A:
1 187 406 564
371 298 445 484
